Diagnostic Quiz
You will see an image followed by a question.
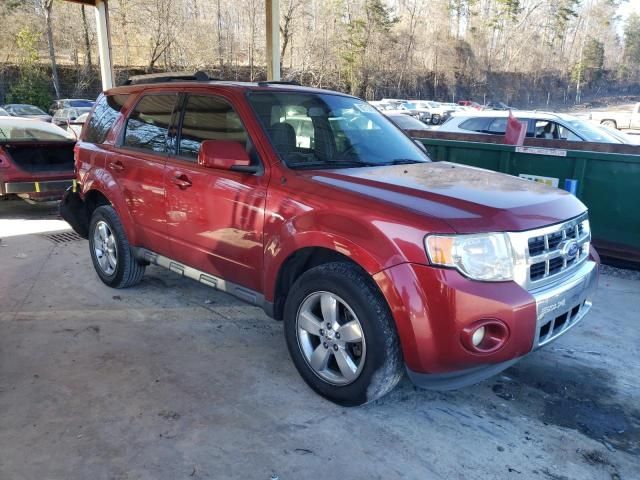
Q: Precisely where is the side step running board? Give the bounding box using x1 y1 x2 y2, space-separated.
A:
135 248 265 307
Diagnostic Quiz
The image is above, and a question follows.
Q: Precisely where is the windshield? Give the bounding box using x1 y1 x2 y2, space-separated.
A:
247 91 429 169
8 105 47 115
0 118 74 142
69 100 94 108
565 119 622 143
389 114 428 130
0 108 9 116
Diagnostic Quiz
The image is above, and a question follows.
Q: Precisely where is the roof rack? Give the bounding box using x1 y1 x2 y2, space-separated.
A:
124 70 217 85
257 80 301 87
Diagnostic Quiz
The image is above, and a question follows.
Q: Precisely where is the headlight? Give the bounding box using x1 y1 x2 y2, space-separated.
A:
425 233 514 281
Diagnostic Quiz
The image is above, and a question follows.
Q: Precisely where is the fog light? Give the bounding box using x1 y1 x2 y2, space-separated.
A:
471 326 486 346
461 319 509 354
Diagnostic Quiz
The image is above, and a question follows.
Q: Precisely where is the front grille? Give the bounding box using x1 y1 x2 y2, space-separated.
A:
528 236 545 256
508 213 591 290
538 300 587 346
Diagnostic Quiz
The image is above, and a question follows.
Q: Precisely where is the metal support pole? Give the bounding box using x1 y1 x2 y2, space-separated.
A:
265 0 281 81
95 0 114 90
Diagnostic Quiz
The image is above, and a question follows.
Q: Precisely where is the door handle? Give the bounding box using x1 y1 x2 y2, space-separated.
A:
171 175 192 189
108 161 124 172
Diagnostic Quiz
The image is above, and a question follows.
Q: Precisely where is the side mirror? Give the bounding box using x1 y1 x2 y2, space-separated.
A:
197 140 258 173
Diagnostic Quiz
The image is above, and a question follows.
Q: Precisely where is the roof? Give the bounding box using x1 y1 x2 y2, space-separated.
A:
106 79 358 98
450 110 575 121
60 0 97 5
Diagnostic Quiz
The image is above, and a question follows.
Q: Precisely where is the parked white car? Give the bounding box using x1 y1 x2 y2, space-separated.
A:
385 113 430 131
409 101 456 125
369 101 422 121
439 110 624 143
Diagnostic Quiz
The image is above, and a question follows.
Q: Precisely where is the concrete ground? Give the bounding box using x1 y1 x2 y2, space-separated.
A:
0 199 638 480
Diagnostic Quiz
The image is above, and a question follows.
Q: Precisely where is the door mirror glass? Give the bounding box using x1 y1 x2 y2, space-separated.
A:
198 140 252 171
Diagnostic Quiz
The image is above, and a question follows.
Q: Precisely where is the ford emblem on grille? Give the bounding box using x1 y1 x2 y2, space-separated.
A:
561 240 579 259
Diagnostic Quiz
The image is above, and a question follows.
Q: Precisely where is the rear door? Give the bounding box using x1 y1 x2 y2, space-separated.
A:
164 93 268 292
113 93 179 255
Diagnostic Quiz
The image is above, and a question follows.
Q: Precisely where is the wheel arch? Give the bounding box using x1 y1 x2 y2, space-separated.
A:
600 119 617 128
270 246 375 321
81 180 138 245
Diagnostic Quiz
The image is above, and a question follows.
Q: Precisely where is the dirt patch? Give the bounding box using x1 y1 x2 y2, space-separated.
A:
499 360 640 455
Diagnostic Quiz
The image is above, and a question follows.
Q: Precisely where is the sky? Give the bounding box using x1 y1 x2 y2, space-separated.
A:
617 1 640 35
619 1 640 22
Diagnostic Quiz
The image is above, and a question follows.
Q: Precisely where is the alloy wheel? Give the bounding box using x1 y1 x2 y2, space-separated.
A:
296 291 367 385
93 220 118 275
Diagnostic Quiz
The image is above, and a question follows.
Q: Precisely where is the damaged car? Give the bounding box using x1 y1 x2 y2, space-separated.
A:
0 117 76 203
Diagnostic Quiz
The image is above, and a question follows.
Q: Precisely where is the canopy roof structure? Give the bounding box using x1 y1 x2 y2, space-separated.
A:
60 0 281 91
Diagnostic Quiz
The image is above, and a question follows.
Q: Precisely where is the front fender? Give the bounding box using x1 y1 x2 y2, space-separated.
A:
262 209 421 301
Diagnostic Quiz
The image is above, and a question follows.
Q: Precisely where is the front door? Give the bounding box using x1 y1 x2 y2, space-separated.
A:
165 93 268 292
114 93 179 255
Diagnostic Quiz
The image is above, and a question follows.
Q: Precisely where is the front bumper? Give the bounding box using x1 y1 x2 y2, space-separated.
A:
530 260 597 349
374 256 598 389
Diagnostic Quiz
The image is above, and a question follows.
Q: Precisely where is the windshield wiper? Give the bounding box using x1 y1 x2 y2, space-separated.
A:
381 159 424 165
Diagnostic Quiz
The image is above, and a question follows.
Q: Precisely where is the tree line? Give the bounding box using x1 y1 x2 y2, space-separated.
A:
1 0 639 108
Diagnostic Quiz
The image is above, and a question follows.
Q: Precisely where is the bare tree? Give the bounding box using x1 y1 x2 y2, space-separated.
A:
145 0 178 72
81 5 92 68
40 0 61 98
280 0 301 61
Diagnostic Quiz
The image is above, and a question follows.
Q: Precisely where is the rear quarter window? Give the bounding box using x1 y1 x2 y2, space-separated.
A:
83 94 130 144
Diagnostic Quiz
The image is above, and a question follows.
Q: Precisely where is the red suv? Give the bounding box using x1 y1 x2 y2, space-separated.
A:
61 73 599 405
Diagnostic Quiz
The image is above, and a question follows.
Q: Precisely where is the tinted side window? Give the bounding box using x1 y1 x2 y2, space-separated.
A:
123 94 178 153
459 117 491 132
83 94 129 144
178 95 248 160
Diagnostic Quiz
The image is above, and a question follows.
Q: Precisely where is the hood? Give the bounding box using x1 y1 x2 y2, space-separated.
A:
301 162 587 233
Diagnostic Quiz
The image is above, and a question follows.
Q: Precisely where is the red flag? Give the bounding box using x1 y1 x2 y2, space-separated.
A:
504 110 527 146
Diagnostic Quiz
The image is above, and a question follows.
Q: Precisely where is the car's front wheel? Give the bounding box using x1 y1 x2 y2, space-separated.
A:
89 205 145 288
431 114 441 125
284 262 403 406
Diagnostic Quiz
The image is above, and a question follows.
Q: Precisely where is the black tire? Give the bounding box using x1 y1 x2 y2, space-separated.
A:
284 262 403 406
601 119 617 129
431 114 441 125
88 205 145 288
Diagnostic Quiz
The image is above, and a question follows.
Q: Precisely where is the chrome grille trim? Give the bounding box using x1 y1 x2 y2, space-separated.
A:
508 212 591 291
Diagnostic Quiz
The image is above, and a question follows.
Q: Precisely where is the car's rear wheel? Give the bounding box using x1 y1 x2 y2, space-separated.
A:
431 114 441 125
284 262 403 406
89 205 145 288
601 119 617 129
